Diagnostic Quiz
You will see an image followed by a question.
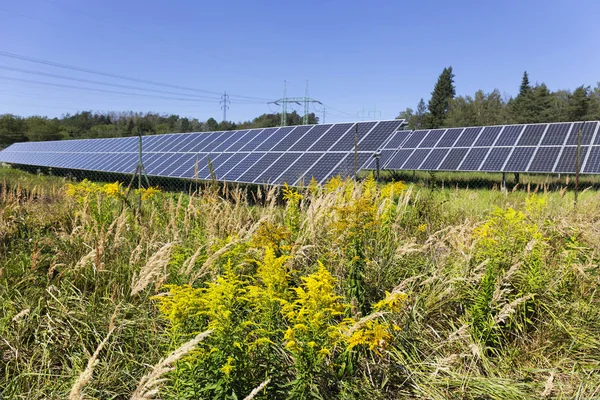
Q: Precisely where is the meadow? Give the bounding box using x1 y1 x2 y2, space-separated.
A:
0 168 599 399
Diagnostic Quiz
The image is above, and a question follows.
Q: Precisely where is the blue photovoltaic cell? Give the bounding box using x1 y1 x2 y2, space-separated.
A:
438 148 468 170
166 154 198 177
503 147 535 172
517 124 547 146
541 123 572 146
239 128 278 151
276 153 322 185
211 153 248 178
170 134 199 152
332 153 372 178
528 147 562 172
330 122 377 151
583 146 600 173
198 131 229 152
385 149 418 169
206 131 234 151
289 124 332 151
156 153 190 176
113 154 138 173
402 149 431 169
308 123 354 151
436 128 463 148
453 127 483 147
299 153 346 185
495 125 523 146
222 153 264 181
255 127 294 151
418 129 445 148
213 130 249 152
272 125 311 151
156 134 187 152
474 126 502 146
146 153 178 175
383 129 411 149
237 153 282 183
480 147 512 171
554 146 589 173
567 121 596 145
178 154 210 178
254 153 301 184
402 130 428 148
359 120 403 151
460 147 489 170
226 130 261 152
187 133 215 152
420 148 448 170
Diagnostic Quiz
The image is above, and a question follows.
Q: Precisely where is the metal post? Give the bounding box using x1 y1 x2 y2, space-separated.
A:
374 153 381 182
575 124 583 208
354 124 358 179
137 135 142 190
501 172 506 192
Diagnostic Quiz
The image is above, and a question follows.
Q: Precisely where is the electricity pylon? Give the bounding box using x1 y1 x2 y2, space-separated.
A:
270 80 322 126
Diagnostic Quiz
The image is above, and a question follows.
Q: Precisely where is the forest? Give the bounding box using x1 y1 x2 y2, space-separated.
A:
0 110 318 148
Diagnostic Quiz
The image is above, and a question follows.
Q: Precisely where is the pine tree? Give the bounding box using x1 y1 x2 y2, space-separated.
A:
428 67 456 128
519 71 531 97
568 85 591 121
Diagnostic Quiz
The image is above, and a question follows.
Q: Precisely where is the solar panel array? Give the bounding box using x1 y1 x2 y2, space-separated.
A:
0 120 405 186
374 121 600 174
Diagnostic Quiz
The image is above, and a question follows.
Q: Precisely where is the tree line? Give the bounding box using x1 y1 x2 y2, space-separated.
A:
398 68 600 129
0 110 318 148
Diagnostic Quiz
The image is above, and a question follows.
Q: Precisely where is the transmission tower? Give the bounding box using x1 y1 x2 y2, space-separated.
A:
220 91 230 121
269 80 322 126
357 107 382 120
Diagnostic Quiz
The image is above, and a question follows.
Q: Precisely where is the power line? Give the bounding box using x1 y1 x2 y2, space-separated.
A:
0 65 221 100
0 75 219 102
0 51 272 102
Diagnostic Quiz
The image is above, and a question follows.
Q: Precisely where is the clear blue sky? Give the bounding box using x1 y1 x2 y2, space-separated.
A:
0 0 598 123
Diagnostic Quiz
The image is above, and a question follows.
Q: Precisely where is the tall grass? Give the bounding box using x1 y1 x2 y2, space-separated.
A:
0 169 599 399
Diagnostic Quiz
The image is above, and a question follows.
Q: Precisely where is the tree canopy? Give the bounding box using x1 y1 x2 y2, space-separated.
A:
399 68 600 129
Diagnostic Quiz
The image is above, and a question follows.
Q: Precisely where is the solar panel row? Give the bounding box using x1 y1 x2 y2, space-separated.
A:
380 121 600 174
0 120 405 186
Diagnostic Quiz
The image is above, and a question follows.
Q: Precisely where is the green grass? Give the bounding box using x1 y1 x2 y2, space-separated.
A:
0 168 599 399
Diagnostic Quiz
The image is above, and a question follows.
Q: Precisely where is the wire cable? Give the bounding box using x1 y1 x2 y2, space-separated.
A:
0 75 220 102
0 65 221 100
0 51 273 102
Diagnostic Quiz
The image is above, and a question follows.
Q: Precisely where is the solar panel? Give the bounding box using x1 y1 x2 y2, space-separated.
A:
495 126 523 146
436 128 464 148
474 126 502 147
289 124 332 151
460 147 489 171
554 146 589 173
308 123 353 151
438 148 468 170
528 147 562 172
403 149 432 169
504 147 535 172
420 148 448 170
541 123 571 146
480 147 512 171
516 124 546 146
238 153 283 183
418 129 445 148
330 122 377 151
276 153 323 185
6 119 600 187
583 146 600 173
